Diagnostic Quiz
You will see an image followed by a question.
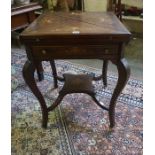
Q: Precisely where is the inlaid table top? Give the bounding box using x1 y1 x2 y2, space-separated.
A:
21 11 131 42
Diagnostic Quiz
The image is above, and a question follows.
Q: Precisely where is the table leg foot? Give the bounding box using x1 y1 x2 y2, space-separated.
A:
42 111 48 128
109 58 130 128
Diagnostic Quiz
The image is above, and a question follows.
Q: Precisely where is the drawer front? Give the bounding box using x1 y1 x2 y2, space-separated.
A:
32 45 118 60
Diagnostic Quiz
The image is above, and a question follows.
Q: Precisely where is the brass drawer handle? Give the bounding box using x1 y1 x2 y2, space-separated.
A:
42 50 47 54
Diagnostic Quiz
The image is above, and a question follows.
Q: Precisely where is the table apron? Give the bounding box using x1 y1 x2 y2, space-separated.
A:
31 45 120 60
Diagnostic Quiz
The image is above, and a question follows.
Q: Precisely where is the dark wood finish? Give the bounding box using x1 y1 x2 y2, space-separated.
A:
103 0 122 86
32 44 119 59
57 73 109 110
50 60 58 88
60 74 94 95
102 60 108 87
35 61 44 81
11 2 42 31
93 60 108 88
20 12 131 129
23 60 48 128
21 12 129 38
109 58 130 127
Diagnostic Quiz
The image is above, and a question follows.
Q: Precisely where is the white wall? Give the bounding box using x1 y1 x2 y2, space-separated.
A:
84 0 108 12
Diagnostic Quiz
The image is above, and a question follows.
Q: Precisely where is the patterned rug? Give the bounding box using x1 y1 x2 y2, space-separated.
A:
11 48 143 155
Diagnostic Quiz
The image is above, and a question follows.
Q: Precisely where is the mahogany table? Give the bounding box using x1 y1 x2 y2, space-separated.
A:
20 11 131 129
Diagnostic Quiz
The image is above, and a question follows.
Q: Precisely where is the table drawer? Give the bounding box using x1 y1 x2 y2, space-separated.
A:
32 45 118 60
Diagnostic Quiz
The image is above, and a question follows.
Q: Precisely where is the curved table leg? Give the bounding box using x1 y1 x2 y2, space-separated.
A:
50 60 58 88
102 60 108 87
109 58 130 128
23 60 48 128
36 61 44 81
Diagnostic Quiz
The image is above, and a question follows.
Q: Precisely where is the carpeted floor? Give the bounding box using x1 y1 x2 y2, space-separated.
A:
11 49 143 155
